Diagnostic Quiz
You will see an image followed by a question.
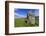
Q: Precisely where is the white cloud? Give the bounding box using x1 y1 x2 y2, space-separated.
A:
14 13 26 18
35 10 39 16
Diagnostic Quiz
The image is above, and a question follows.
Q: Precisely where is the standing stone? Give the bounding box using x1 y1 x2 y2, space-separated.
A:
27 12 35 24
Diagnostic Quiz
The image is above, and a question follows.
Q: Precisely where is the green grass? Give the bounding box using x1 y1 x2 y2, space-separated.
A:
14 17 39 27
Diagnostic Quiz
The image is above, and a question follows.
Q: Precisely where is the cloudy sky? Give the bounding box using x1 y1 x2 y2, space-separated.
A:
14 9 39 18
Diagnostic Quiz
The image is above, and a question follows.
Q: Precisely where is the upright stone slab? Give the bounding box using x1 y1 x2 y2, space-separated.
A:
27 12 35 24
31 16 35 24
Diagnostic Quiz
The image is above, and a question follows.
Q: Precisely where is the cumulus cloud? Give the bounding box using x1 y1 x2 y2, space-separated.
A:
14 13 26 18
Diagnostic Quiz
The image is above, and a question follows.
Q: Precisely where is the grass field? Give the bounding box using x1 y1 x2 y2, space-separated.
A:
14 16 39 27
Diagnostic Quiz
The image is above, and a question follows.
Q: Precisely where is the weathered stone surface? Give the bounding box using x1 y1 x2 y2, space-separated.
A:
26 12 35 24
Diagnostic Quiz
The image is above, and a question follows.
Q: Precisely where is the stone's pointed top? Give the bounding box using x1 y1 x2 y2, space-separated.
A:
28 12 32 16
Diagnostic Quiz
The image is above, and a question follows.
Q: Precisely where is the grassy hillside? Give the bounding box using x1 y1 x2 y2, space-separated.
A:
14 16 39 27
